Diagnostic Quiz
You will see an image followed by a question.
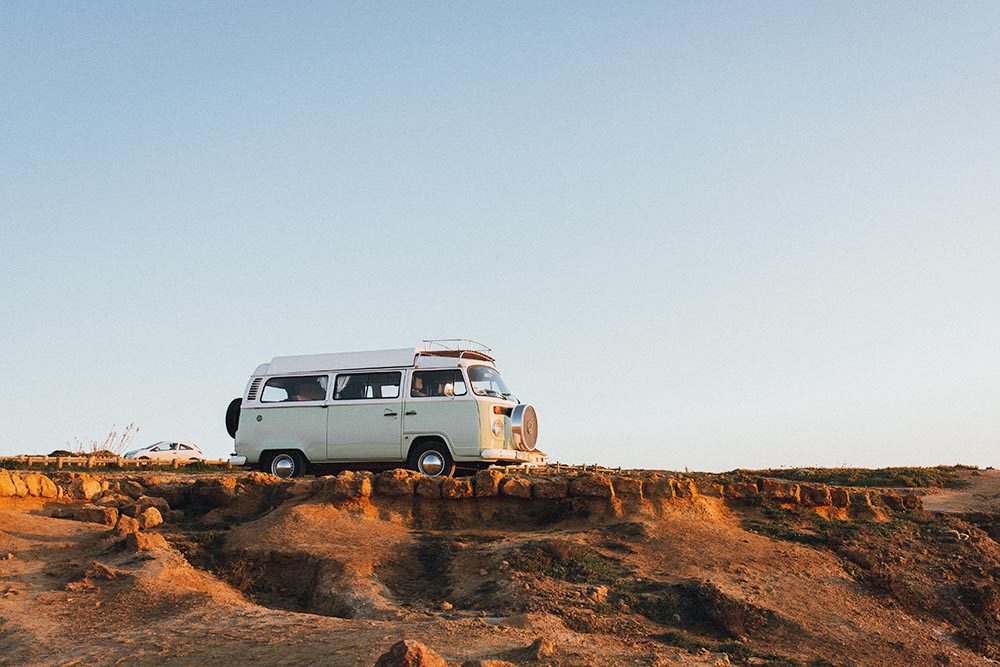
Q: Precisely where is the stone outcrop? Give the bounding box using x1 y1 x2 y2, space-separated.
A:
374 640 447 667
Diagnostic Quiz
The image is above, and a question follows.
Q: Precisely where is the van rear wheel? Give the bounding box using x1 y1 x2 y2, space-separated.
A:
264 451 306 479
408 442 456 478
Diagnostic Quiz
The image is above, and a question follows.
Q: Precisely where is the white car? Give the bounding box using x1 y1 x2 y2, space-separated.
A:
124 441 204 461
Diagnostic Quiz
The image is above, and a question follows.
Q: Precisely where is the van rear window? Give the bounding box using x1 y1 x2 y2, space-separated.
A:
260 375 329 403
334 372 401 400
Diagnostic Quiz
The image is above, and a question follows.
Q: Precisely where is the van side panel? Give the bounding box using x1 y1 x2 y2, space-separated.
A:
402 397 481 460
238 406 328 464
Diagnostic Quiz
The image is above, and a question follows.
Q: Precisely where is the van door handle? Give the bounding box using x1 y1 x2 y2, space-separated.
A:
383 411 398 417
405 410 417 416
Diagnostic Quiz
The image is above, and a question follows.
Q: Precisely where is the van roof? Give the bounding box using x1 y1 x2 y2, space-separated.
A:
257 346 495 375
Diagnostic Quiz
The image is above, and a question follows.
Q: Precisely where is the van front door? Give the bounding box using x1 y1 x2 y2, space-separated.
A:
326 371 404 461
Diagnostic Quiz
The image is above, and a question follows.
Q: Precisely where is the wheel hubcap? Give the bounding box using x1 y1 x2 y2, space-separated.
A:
419 452 444 476
272 455 295 479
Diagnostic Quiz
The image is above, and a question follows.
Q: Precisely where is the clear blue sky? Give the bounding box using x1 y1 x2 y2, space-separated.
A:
2 3 997 471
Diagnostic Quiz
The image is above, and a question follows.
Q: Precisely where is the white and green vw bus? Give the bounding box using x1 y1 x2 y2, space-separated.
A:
226 340 540 478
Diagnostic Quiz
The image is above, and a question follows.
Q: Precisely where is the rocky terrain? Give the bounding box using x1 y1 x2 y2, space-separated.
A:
2 465 1000 666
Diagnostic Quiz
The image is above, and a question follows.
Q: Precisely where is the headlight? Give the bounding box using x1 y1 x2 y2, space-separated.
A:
491 418 504 438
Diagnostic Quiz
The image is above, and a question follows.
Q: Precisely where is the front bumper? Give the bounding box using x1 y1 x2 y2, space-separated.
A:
229 455 247 466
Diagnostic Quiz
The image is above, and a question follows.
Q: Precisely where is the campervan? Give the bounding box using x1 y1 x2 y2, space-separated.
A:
226 340 539 478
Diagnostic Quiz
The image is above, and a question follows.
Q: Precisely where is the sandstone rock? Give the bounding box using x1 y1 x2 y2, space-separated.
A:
37 475 58 499
416 477 443 498
569 474 614 498
725 482 758 504
125 532 168 552
441 477 474 499
138 507 163 529
21 473 44 497
500 477 532 499
532 478 569 500
902 493 923 511
95 493 132 508
849 490 873 508
527 637 555 660
0 470 16 497
759 479 800 504
374 640 447 667
830 487 850 508
461 661 518 667
111 514 141 536
694 480 724 498
878 491 905 511
120 480 145 499
800 484 831 507
10 473 28 497
328 471 374 498
642 476 674 499
375 469 418 496
474 469 504 497
72 505 119 526
68 476 103 501
613 477 643 498
194 478 238 508
671 478 696 499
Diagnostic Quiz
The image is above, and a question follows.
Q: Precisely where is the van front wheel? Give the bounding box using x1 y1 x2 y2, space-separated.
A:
409 443 456 478
265 451 305 479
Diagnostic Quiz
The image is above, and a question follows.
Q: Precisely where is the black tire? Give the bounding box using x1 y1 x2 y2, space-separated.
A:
408 441 456 478
225 397 242 439
265 450 306 479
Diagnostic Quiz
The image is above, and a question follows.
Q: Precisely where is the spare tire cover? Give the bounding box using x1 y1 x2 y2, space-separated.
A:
225 397 242 439
511 404 538 451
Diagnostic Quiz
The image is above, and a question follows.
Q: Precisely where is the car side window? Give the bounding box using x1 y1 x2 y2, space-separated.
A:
334 372 401 400
411 369 467 398
261 376 329 403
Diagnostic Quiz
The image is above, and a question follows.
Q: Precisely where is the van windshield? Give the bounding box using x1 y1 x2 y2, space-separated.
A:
468 365 512 399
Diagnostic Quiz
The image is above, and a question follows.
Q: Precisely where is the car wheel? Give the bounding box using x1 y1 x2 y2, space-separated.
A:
225 398 242 439
268 451 305 479
408 442 455 478
138 456 150 460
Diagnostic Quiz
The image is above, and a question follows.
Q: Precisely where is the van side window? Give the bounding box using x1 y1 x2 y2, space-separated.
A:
261 375 329 403
334 372 401 400
411 370 467 398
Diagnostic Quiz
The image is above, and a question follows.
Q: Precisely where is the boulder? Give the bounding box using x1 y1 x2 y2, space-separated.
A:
440 477 474 499
0 470 18 497
474 469 504 497
111 514 141 536
375 469 418 496
9 473 29 497
72 505 119 526
374 640 447 667
68 475 103 501
500 477 533 499
125 532 169 552
120 480 146 499
137 507 163 529
531 478 569 500
328 471 374 498
37 475 59 499
878 491 905 511
569 474 614 498
461 662 518 667
527 637 555 660
416 477 443 498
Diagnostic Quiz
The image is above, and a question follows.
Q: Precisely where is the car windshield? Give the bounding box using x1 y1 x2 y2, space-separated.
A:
468 365 512 398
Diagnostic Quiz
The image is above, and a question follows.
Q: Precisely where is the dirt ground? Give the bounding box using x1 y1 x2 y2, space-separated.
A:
2 467 1000 667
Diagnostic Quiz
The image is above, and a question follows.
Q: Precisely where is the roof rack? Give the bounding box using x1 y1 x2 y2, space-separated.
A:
420 339 495 363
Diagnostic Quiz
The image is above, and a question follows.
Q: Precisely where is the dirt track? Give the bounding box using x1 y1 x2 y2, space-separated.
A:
2 467 1000 667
